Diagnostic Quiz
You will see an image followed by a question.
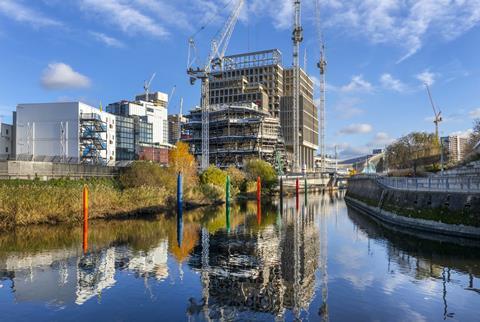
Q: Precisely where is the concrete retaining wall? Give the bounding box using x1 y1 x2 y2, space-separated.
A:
0 161 118 179
346 176 480 237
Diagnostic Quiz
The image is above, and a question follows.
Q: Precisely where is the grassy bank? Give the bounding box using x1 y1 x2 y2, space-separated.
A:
0 149 279 229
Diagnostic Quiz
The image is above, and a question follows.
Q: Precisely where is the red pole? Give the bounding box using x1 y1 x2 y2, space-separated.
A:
296 178 299 210
83 184 88 254
257 176 261 225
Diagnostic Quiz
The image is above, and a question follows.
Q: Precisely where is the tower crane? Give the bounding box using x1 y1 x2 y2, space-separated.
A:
187 0 245 170
292 0 303 172
315 0 327 176
424 83 442 142
143 73 156 102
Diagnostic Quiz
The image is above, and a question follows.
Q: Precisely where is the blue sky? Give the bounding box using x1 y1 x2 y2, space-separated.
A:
0 0 479 158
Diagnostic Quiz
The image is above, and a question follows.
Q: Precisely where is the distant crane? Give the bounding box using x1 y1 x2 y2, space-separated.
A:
424 83 445 174
315 0 327 176
292 0 303 172
143 73 156 102
166 85 177 110
187 0 244 170
424 83 442 142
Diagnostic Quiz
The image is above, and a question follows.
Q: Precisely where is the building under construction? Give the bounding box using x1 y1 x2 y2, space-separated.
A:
184 103 285 169
188 49 318 170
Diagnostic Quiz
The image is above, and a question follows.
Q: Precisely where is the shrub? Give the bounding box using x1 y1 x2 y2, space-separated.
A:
244 159 277 190
225 166 246 195
200 165 227 188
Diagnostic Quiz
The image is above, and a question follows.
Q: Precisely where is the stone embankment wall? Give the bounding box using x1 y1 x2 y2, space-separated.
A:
0 161 118 180
346 176 480 238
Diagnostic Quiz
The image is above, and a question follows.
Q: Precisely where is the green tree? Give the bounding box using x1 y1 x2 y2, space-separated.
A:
200 165 227 187
244 159 277 190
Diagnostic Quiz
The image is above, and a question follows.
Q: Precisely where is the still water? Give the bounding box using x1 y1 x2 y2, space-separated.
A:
0 193 479 321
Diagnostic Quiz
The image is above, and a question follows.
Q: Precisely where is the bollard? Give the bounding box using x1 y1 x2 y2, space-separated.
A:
257 176 261 225
280 177 284 214
82 184 88 254
304 176 308 205
296 178 299 210
226 175 231 232
177 172 183 247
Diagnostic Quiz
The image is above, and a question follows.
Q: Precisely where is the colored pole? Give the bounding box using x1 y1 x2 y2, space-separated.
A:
177 172 183 247
280 176 283 214
257 176 261 225
296 178 299 210
304 176 308 205
82 184 88 254
226 175 231 232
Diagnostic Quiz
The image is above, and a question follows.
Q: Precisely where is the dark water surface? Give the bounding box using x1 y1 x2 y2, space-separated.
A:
1 193 479 321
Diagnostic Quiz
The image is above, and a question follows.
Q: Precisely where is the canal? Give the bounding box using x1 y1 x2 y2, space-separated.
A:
0 193 479 321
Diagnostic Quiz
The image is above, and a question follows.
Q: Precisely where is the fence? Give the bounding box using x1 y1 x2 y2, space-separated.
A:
377 176 480 193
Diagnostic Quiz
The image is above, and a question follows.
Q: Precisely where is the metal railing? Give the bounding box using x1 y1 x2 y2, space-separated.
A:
377 176 480 193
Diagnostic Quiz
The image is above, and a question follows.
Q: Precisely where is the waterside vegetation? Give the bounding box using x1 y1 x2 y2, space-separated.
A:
0 142 278 230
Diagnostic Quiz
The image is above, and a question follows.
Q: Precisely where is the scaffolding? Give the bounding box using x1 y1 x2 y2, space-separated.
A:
184 103 286 169
79 113 107 165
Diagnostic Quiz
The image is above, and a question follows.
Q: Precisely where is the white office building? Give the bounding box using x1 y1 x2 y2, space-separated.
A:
0 123 12 160
16 102 116 165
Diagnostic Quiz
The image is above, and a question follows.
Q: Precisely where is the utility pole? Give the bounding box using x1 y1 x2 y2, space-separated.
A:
292 0 303 172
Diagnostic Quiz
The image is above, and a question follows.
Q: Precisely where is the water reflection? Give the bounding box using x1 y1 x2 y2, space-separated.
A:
0 192 478 321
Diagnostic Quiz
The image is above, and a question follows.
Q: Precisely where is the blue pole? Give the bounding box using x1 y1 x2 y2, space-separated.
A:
177 172 183 247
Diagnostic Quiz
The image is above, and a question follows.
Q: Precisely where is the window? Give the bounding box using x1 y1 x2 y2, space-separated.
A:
5 147 8 153
5 129 8 135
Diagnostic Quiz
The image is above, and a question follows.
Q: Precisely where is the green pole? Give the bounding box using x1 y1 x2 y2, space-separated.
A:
226 175 230 232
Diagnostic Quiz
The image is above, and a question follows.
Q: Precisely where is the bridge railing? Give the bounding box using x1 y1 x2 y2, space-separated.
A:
377 176 480 193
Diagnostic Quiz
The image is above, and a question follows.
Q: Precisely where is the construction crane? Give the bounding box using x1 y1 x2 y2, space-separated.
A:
166 85 176 110
315 0 327 177
187 0 245 170
292 0 303 172
143 73 156 102
424 83 442 142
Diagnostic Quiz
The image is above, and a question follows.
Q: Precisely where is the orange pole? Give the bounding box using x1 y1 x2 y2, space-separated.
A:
83 184 88 254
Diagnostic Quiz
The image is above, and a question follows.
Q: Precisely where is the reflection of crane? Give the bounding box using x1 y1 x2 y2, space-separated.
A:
187 0 244 170
424 83 442 142
143 73 156 102
315 0 327 176
292 0 303 172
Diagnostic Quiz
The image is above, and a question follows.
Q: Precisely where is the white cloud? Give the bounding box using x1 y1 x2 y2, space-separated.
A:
80 0 168 38
339 123 373 135
321 0 480 62
369 132 395 147
41 63 91 90
340 75 373 93
133 0 193 32
89 31 125 48
416 69 436 86
380 73 407 92
450 129 472 138
469 108 480 119
0 0 61 27
333 97 364 119
338 145 371 159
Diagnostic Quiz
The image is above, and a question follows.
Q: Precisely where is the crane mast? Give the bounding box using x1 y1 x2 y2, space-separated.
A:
315 0 327 176
292 0 303 172
424 83 442 142
187 0 244 170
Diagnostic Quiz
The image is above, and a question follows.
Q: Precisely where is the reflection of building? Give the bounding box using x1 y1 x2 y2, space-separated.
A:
188 202 319 319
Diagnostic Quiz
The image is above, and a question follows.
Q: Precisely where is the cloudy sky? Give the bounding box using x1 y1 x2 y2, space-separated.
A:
0 0 479 158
